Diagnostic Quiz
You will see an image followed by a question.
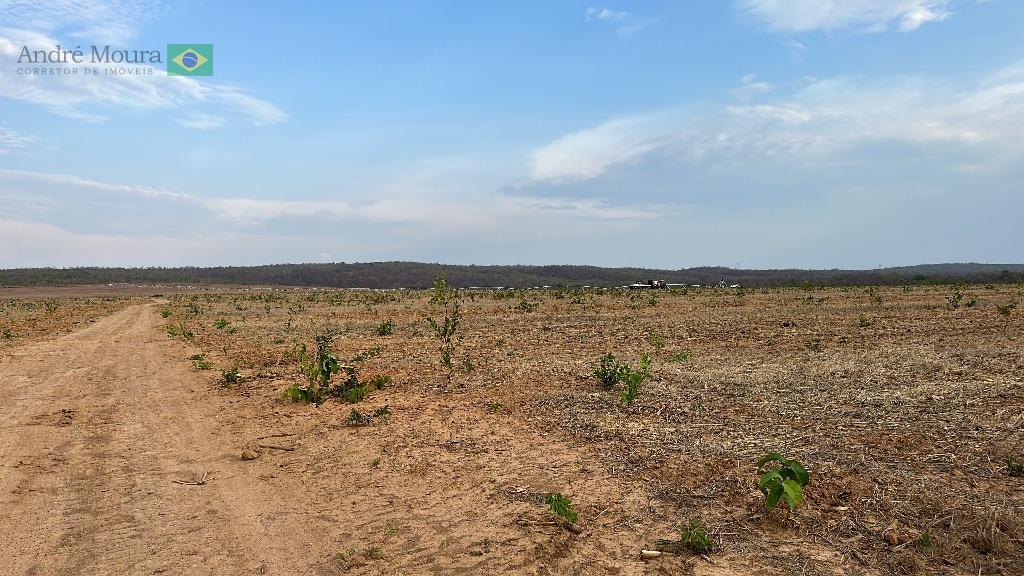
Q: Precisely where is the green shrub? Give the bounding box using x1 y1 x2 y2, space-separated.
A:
593 353 651 404
757 453 810 511
427 274 462 386
285 334 388 405
160 309 173 318
545 492 578 523
669 350 691 363
1007 455 1024 477
678 519 715 553
594 353 624 389
190 353 211 370
376 319 394 336
221 367 240 385
947 284 965 310
213 318 229 330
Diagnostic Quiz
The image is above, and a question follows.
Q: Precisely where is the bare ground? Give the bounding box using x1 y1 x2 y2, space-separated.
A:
3 285 1022 575
0 303 727 575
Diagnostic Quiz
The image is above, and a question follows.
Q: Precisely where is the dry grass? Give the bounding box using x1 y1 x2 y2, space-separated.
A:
151 283 1023 573
0 295 138 353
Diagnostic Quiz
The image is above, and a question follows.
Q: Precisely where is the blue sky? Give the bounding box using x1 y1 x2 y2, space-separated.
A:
0 0 1022 268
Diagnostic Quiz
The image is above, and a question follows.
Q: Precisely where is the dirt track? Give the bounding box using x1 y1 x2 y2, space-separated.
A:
0 303 683 576
1 304 312 574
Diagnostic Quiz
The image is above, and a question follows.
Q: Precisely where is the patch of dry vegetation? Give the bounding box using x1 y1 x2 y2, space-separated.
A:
160 282 1023 574
0 295 138 353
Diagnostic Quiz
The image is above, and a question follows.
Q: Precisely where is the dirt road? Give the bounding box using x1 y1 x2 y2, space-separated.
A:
0 304 681 576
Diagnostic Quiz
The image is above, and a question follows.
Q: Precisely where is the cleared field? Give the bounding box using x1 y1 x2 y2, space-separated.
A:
1 283 1021 575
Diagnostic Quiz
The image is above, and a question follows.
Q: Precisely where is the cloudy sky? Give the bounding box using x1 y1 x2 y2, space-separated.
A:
1 0 1022 268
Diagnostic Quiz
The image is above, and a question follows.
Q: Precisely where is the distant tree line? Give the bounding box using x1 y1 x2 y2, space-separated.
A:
0 262 1021 289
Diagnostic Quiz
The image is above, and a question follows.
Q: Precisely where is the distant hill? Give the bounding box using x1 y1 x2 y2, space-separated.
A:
1 262 1022 289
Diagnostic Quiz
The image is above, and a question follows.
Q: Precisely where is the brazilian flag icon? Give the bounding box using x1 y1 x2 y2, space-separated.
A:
167 44 213 76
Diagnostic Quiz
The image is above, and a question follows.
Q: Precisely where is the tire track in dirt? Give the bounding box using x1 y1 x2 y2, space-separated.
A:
1 303 727 576
0 304 308 575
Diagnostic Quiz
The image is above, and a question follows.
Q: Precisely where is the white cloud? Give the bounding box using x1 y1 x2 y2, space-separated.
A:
528 61 1024 181
0 125 33 152
731 73 776 100
0 0 166 44
175 113 227 130
584 6 654 38
586 7 629 21
0 167 665 267
529 116 671 180
739 0 952 33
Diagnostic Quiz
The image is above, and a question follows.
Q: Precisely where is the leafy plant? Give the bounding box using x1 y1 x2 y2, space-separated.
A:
213 318 229 329
545 492 578 523
286 333 388 405
427 274 462 386
669 350 691 363
757 453 810 512
160 309 173 318
594 353 623 389
516 299 538 313
463 356 475 373
1006 455 1024 477
947 284 965 310
857 316 872 328
647 332 665 354
678 519 715 553
221 367 240 384
918 530 935 552
593 353 652 403
376 319 394 336
487 401 504 413
620 355 651 405
190 353 211 370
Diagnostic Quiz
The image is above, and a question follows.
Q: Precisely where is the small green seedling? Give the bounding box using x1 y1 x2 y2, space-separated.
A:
669 350 691 363
594 353 623 389
757 453 810 511
190 353 211 370
221 367 240 385
160 309 173 318
620 355 651 405
1007 455 1024 477
678 519 715 553
376 319 394 336
918 530 935 552
213 318 229 329
545 492 578 523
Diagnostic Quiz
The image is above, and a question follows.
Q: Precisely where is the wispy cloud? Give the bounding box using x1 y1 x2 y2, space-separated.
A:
0 0 166 44
175 113 227 130
529 115 672 180
0 125 34 153
529 60 1024 181
586 7 628 21
731 74 776 101
584 6 655 38
738 0 952 33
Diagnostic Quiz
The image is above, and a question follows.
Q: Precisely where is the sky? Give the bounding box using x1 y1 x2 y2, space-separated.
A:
0 0 1022 269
